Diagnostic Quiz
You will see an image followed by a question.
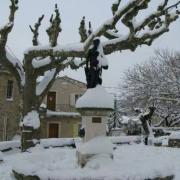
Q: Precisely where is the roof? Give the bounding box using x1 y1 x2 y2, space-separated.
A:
57 76 86 87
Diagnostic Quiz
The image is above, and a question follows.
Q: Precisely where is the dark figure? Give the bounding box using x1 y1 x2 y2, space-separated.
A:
139 106 156 145
79 127 85 138
85 39 108 88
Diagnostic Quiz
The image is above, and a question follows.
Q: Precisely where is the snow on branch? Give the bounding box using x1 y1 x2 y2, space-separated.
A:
111 0 121 15
32 56 51 69
0 0 18 45
84 0 142 51
0 1 24 89
36 68 56 96
24 0 180 71
102 0 180 54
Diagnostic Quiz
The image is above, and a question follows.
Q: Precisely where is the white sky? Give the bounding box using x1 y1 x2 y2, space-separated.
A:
1 0 180 93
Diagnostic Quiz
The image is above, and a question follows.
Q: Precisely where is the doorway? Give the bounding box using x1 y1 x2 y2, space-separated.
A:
48 123 59 138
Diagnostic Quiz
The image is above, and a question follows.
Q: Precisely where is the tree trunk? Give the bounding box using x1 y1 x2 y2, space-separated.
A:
21 64 40 151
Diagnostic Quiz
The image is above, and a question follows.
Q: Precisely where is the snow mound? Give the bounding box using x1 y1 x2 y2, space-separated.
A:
6 144 180 180
77 136 113 155
0 141 20 151
86 153 113 170
76 85 114 109
23 110 40 129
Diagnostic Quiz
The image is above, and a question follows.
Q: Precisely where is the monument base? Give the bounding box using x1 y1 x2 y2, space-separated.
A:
76 136 113 167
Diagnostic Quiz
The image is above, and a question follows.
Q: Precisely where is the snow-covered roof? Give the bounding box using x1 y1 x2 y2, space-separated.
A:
46 110 80 118
76 85 114 109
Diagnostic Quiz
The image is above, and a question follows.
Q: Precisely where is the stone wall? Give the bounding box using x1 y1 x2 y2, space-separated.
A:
41 116 81 138
0 70 21 141
42 76 86 112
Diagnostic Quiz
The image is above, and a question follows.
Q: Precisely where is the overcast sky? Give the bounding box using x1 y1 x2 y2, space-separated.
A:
1 0 180 93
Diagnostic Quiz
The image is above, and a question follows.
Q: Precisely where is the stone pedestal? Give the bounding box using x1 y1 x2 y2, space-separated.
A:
75 86 114 167
78 108 112 142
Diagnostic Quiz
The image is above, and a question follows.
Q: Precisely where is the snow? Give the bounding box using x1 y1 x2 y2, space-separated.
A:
121 115 141 124
36 68 56 96
97 39 109 68
6 48 25 86
0 141 20 151
47 110 80 118
22 110 40 129
40 103 47 109
40 138 75 148
102 33 129 46
25 43 84 55
1 144 180 179
72 58 83 67
77 136 113 155
24 45 52 54
76 85 114 109
0 138 77 152
169 131 180 140
0 136 142 152
110 135 141 144
32 57 51 68
106 30 122 38
54 43 84 53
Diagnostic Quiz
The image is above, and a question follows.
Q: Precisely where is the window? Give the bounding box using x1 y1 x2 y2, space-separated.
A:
75 94 81 103
47 91 56 111
92 117 102 123
6 80 14 100
70 93 82 106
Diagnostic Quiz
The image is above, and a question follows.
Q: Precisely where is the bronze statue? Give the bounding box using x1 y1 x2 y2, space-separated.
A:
85 39 108 88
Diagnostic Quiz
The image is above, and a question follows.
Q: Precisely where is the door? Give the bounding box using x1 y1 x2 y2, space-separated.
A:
48 123 59 138
47 91 56 111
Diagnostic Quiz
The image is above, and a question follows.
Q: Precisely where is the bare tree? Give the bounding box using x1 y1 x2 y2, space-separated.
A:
120 49 180 128
0 0 180 151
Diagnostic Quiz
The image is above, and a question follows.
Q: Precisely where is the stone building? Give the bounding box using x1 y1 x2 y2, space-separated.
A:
0 67 86 141
41 76 86 138
0 64 21 141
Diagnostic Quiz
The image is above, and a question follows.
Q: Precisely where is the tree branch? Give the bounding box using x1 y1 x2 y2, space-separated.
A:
0 0 18 47
46 4 62 47
29 15 44 46
79 16 88 42
103 0 180 54
0 0 24 90
84 0 144 52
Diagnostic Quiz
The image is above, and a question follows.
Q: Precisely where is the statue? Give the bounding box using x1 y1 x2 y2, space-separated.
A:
85 38 108 89
139 106 156 145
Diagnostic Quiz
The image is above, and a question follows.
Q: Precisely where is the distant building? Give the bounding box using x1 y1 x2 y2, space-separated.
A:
0 64 21 141
41 76 86 138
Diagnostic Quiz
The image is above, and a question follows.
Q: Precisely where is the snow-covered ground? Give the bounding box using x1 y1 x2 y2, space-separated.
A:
1 143 180 180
